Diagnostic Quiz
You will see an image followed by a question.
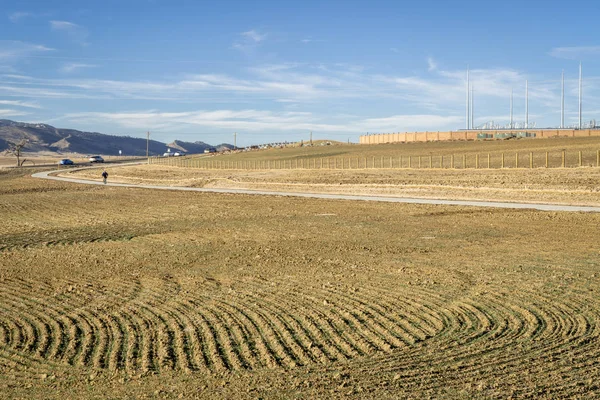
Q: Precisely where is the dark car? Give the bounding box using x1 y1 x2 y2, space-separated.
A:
89 155 104 163
59 159 74 165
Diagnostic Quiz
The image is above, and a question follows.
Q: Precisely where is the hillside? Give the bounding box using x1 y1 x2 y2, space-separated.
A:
0 120 228 156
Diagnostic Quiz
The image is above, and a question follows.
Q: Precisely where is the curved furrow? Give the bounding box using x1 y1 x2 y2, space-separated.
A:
187 298 243 371
213 293 315 368
178 299 227 372
201 300 261 370
104 314 127 371
316 285 427 348
210 296 304 368
225 292 337 365
238 289 349 363
151 303 200 372
172 299 210 371
350 283 460 340
326 285 442 344
0 304 28 352
241 279 364 359
0 290 55 357
66 310 97 367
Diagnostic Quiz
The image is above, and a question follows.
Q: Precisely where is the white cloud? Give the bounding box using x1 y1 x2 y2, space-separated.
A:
0 40 54 62
0 100 42 109
60 63 97 73
50 20 89 46
9 12 32 22
549 46 600 60
233 29 267 53
0 108 29 117
54 108 465 136
241 30 267 43
427 57 437 72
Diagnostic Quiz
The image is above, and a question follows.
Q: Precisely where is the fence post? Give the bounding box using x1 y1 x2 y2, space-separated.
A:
372 156 375 168
579 151 582 167
515 153 519 168
487 153 490 169
451 155 454 169
501 153 505 168
440 155 443 168
597 150 600 167
562 150 565 168
429 155 432 168
418 156 422 168
476 154 479 169
463 154 466 169
545 152 548 168
530 152 533 168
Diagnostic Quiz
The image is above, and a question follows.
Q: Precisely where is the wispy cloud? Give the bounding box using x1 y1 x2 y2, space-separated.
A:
242 30 267 43
50 20 89 46
0 100 42 109
0 40 54 62
60 63 97 73
427 57 437 72
549 46 600 60
53 108 457 134
0 109 29 117
9 11 32 23
233 29 267 53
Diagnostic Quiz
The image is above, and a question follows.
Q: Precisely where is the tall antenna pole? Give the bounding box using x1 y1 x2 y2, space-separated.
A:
466 66 470 130
470 85 474 129
579 62 582 129
561 70 565 129
510 88 513 129
525 80 529 129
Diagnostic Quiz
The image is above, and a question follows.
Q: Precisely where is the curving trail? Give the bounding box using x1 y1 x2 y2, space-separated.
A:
32 167 600 213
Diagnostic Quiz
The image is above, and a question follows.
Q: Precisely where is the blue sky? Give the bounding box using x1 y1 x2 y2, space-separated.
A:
1 0 599 146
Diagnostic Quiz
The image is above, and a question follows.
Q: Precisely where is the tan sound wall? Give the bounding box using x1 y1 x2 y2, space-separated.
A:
359 129 600 144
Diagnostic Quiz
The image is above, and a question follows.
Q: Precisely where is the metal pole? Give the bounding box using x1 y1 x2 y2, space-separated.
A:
471 85 474 129
466 67 470 129
525 80 528 129
510 88 513 129
561 70 565 129
579 62 582 130
146 131 150 163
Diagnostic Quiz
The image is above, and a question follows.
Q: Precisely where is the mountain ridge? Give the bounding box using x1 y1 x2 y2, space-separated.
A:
0 119 232 156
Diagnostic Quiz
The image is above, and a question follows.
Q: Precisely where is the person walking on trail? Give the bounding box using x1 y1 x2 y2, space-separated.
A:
102 170 108 184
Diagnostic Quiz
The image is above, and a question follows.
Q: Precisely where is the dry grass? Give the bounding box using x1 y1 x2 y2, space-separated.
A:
2 151 600 398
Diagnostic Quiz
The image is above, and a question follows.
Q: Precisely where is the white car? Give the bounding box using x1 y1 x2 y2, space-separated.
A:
162 152 174 157
89 155 104 163
173 152 185 156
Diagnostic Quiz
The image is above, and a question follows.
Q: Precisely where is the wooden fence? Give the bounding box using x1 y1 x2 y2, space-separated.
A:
149 150 600 170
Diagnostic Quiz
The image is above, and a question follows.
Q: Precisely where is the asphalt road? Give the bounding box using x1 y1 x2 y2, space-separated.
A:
32 167 600 213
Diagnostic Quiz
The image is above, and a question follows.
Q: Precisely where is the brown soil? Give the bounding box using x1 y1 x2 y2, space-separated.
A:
67 164 600 206
1 167 600 399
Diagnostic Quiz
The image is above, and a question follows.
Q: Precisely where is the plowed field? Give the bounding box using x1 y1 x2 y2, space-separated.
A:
1 167 600 399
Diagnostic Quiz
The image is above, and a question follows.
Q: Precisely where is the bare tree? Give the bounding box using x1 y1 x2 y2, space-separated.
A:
5 139 29 167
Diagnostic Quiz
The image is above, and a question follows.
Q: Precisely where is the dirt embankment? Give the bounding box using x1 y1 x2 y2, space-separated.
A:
64 164 600 206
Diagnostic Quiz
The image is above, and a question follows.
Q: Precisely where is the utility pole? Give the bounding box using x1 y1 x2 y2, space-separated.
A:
561 70 565 129
579 62 582 130
525 80 528 129
146 131 150 163
466 66 470 130
470 85 474 129
234 132 237 149
510 88 513 129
